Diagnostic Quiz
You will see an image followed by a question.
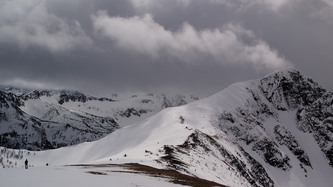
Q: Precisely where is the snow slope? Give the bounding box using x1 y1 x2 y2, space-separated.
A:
0 165 184 187
1 69 332 187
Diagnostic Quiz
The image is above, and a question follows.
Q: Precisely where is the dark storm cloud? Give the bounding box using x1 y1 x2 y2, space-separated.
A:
129 0 333 89
0 0 332 96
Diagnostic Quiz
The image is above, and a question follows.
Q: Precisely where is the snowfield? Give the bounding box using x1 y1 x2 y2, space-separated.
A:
0 165 185 187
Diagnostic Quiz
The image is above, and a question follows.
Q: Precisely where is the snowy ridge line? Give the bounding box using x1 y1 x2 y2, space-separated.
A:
1 69 333 187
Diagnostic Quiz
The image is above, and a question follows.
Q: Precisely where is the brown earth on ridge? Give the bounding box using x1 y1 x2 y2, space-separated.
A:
70 163 227 187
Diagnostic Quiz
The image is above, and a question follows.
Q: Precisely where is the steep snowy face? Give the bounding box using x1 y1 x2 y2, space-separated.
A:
154 70 333 187
259 70 332 166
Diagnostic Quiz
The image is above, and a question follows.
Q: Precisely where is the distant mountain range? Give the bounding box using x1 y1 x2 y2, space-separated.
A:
0 86 199 150
1 69 332 187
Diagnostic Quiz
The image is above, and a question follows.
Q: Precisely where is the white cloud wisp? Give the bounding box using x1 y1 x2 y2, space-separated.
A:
92 11 291 71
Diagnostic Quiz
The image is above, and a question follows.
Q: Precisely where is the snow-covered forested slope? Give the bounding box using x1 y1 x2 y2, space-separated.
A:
0 87 198 150
1 69 332 187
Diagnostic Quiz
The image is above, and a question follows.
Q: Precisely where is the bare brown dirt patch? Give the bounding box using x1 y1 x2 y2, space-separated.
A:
70 163 227 187
86 171 108 175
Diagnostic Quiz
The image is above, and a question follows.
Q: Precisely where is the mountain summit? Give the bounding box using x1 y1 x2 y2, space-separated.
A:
1 69 332 187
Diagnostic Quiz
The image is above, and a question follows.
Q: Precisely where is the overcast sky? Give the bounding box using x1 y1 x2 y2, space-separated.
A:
0 0 332 96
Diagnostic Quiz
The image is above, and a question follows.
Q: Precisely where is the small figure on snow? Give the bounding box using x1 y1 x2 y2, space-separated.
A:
179 116 185 124
25 159 28 169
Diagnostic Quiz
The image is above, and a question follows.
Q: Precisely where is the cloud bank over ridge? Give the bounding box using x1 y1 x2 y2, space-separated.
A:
0 0 331 95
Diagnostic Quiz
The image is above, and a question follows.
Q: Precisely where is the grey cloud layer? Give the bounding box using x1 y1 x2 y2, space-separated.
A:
0 0 92 52
0 0 332 95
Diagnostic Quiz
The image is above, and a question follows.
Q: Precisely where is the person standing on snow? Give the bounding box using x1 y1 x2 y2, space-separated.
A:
25 159 28 169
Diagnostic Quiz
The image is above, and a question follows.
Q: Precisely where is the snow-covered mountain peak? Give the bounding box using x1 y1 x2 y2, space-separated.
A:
259 70 326 109
1 70 332 187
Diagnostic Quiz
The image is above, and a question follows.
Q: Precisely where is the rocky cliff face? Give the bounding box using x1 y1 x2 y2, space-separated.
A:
155 70 333 187
259 71 332 166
